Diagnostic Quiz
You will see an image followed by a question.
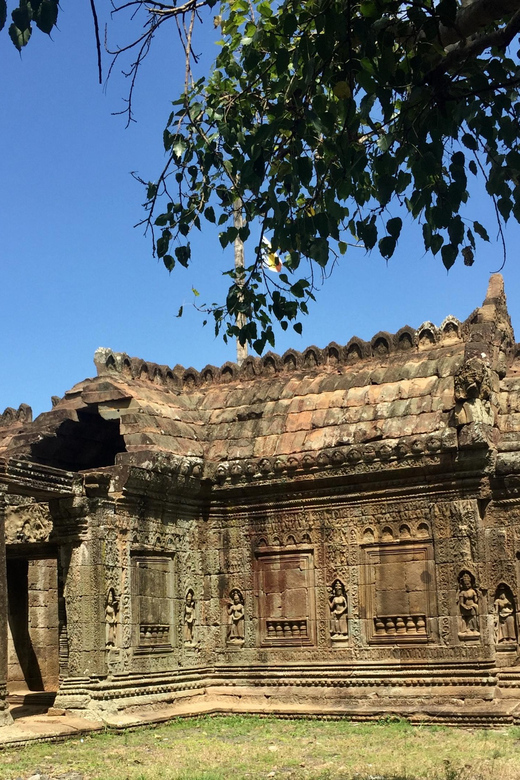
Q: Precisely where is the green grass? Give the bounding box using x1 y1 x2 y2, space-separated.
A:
1 716 520 779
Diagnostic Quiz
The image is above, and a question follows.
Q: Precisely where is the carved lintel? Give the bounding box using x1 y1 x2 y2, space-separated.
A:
5 501 53 544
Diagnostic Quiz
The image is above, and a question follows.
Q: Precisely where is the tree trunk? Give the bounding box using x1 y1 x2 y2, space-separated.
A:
233 201 248 366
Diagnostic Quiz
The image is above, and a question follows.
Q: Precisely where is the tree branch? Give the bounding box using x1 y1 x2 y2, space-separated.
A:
440 0 520 47
432 6 520 79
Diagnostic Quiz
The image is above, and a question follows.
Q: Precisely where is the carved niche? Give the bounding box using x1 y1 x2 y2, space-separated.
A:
132 555 174 651
184 588 196 646
363 540 436 643
328 579 348 645
105 587 119 648
254 546 316 647
493 583 517 648
227 588 245 646
458 569 480 640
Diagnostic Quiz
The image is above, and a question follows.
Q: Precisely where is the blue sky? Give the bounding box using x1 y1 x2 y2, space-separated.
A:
2 5 520 418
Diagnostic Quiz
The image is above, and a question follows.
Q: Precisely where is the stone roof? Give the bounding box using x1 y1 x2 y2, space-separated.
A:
0 275 516 484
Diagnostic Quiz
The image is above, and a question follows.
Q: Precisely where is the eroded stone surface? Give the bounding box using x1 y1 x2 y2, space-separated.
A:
1 275 520 727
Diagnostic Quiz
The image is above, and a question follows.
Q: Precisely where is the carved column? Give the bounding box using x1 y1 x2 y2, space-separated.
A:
0 489 13 725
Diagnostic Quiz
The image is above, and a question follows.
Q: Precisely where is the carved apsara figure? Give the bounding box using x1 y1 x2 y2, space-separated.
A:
329 579 348 638
105 587 119 647
227 588 245 644
494 584 517 644
458 571 479 635
184 589 196 644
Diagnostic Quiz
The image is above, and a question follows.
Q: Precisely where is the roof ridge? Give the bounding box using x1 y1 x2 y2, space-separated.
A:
93 316 466 392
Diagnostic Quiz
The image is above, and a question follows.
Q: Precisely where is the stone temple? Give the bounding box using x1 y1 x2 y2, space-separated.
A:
2 274 520 727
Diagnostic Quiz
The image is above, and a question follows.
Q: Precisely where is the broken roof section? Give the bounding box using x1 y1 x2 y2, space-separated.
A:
0 275 514 483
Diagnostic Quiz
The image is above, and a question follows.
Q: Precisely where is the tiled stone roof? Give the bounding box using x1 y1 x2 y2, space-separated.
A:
0 274 515 484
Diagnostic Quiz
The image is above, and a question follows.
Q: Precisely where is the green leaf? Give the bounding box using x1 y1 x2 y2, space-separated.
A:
360 1 377 18
156 229 172 258
9 20 31 49
175 244 191 267
204 206 216 223
308 237 329 267
146 182 158 200
386 217 402 239
461 133 478 152
473 221 490 242
163 254 175 271
173 139 186 159
430 234 444 255
0 0 7 31
34 0 57 34
462 246 474 266
441 244 457 270
357 218 377 250
378 236 396 259
11 3 32 32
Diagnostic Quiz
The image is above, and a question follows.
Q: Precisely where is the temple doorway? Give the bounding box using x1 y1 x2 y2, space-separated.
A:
6 555 60 695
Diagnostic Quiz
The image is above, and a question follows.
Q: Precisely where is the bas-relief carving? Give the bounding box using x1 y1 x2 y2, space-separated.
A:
227 589 245 645
490 560 517 592
120 540 133 665
458 570 480 640
329 580 348 643
184 589 196 645
493 584 517 646
5 502 53 544
440 615 451 646
487 528 509 563
453 356 496 426
105 587 119 648
63 543 88 675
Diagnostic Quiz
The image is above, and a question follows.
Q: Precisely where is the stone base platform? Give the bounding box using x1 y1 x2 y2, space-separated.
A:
3 684 520 748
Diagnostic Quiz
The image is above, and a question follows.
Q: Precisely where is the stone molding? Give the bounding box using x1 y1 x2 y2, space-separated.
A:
211 429 459 485
93 315 467 393
0 404 32 427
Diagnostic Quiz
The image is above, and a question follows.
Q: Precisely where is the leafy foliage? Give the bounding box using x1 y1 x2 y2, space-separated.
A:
140 0 520 350
2 0 58 49
8 0 520 350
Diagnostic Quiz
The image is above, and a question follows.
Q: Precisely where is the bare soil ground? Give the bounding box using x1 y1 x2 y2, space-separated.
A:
1 715 520 780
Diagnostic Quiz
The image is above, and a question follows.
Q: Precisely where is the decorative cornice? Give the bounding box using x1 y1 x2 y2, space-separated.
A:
0 457 76 498
0 404 32 427
210 429 460 485
93 315 466 395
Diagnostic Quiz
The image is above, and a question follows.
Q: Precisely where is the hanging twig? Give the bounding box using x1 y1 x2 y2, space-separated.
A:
89 0 103 83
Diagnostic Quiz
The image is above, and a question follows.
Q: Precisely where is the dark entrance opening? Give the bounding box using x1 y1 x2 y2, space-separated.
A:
6 557 60 693
30 406 127 472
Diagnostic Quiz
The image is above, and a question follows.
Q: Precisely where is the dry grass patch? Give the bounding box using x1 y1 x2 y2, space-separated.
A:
1 716 520 780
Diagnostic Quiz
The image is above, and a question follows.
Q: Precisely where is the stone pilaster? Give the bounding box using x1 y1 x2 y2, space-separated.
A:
0 490 13 725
